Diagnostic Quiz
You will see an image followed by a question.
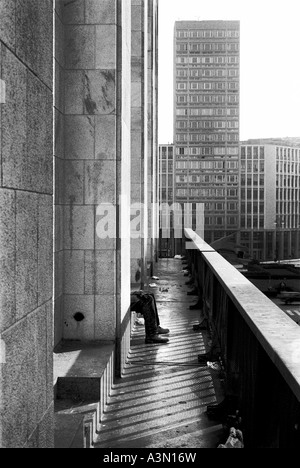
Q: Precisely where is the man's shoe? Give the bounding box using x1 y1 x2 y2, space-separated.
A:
189 301 202 310
185 278 194 286
190 305 201 310
145 334 169 344
157 326 169 334
187 288 198 296
193 318 208 330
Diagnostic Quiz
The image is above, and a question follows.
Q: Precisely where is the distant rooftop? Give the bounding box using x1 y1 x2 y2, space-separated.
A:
241 137 300 148
174 20 240 29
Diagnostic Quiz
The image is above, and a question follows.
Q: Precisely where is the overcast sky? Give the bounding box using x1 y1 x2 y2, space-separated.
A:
158 0 300 143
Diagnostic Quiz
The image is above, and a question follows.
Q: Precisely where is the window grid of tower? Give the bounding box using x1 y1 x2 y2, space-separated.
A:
240 143 300 260
159 145 175 205
174 21 240 241
240 146 265 230
275 146 300 229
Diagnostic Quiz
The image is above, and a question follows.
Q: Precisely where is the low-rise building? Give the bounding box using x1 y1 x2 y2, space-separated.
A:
240 140 300 260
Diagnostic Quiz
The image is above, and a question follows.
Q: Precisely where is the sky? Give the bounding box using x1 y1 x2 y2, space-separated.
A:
158 0 300 143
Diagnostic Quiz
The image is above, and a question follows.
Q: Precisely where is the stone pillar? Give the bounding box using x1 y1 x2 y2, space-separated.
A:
287 231 292 258
272 230 277 260
295 230 300 258
150 0 159 268
279 229 284 260
0 0 54 448
146 0 159 277
148 0 159 274
116 0 132 374
130 0 148 287
59 0 131 373
263 230 267 260
130 0 158 286
54 0 65 348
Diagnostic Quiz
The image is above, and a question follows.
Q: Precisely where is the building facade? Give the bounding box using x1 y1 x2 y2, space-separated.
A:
240 141 300 260
0 0 159 448
173 20 240 243
158 144 175 256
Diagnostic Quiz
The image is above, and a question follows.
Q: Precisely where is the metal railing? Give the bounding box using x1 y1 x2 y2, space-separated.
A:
184 228 300 447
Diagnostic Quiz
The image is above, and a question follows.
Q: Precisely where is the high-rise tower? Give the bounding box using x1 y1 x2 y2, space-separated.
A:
174 21 240 243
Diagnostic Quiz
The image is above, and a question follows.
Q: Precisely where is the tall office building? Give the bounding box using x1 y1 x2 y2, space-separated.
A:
240 140 300 261
174 21 240 243
158 144 175 256
159 144 175 204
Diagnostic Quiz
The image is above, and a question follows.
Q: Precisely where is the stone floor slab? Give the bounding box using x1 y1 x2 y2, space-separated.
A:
95 259 224 449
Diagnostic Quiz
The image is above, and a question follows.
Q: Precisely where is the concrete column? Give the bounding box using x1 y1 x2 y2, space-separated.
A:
116 0 132 374
54 0 65 348
130 0 148 286
250 230 254 259
60 0 131 357
272 230 277 260
0 0 54 448
263 230 267 260
130 0 158 285
146 0 153 276
287 231 292 258
295 230 300 258
146 0 159 277
151 0 159 266
279 229 284 260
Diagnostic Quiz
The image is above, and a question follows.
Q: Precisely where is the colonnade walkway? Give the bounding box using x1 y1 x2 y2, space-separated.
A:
94 258 224 449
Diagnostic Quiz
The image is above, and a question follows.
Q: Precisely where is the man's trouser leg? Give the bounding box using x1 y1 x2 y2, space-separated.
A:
141 295 159 338
148 293 160 327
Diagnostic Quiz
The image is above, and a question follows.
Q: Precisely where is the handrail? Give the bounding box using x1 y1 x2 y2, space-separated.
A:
184 228 300 402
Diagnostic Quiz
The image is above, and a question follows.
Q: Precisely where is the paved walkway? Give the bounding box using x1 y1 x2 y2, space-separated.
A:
95 259 224 449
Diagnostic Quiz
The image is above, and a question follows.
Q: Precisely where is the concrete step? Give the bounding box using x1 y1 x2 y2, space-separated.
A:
53 341 115 448
55 399 100 448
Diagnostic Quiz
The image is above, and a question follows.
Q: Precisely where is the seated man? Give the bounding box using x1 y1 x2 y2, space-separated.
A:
130 291 170 344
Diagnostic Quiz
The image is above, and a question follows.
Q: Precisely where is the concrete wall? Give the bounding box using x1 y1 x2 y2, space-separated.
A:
0 0 158 447
54 0 132 374
0 0 54 448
